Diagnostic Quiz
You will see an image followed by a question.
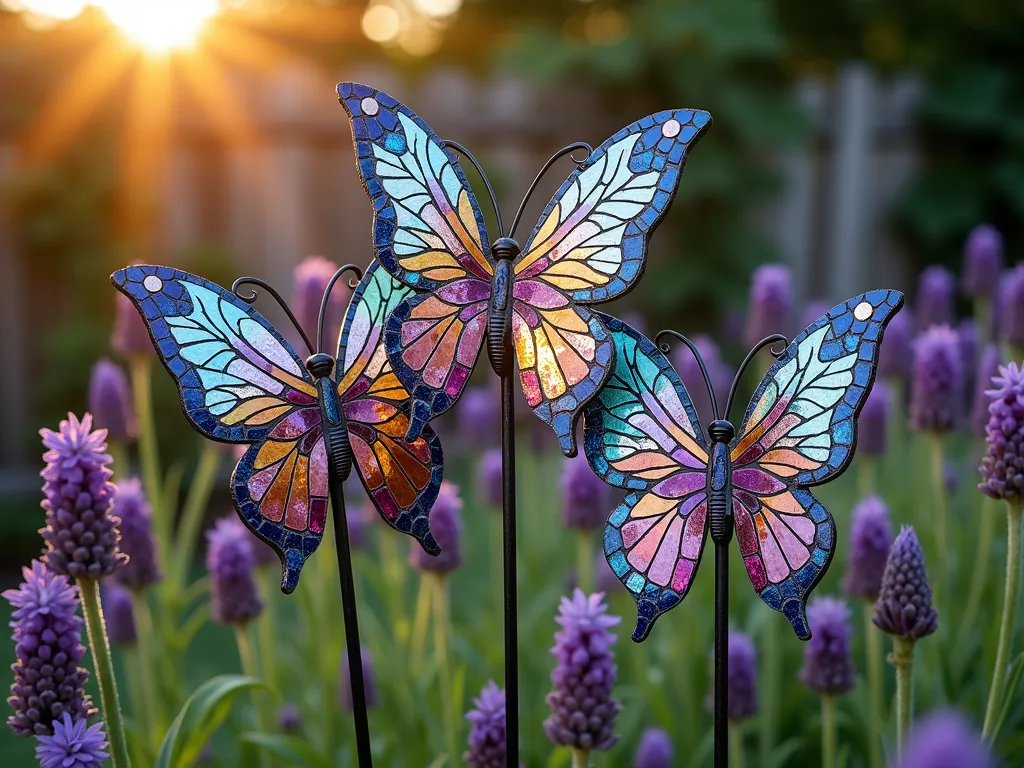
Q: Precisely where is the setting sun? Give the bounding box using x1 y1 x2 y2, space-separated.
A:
97 0 220 52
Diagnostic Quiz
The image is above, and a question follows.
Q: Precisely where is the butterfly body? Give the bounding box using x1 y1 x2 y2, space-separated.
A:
706 420 735 544
306 352 354 484
486 238 519 376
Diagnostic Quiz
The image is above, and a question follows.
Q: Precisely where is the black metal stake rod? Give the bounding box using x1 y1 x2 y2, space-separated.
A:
500 373 520 765
714 536 729 767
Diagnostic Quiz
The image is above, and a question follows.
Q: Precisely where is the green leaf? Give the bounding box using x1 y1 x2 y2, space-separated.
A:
239 733 335 768
992 652 1024 741
156 675 270 768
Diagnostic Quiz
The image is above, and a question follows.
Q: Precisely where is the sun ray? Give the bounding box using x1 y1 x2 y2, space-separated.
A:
177 45 260 147
202 23 295 75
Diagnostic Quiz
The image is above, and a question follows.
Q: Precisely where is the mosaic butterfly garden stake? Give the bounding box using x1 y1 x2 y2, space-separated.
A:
338 81 712 763
582 292 904 766
112 261 447 767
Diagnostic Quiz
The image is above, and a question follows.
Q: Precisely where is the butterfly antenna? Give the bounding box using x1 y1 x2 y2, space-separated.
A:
317 264 364 354
232 276 315 356
508 141 593 241
442 140 504 239
656 329 720 422
723 334 789 423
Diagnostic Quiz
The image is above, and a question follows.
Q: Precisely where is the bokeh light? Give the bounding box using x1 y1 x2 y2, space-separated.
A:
96 0 220 52
362 2 401 44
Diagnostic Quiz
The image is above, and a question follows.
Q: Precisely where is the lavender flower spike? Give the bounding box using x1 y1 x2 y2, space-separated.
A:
979 362 1024 501
339 645 378 711
409 481 463 574
873 526 938 641
102 583 137 646
4 561 94 736
878 309 913 381
40 413 126 581
744 263 792 346
800 597 855 695
898 709 991 768
725 632 758 720
858 382 889 457
915 265 955 330
842 496 893 602
909 325 964 433
544 589 622 752
35 713 109 768
111 290 152 359
113 478 161 589
292 255 346 344
971 345 1002 438
962 224 1004 298
633 727 672 768
458 387 499 450
463 680 509 768
1001 264 1024 350
561 453 608 531
477 448 503 509
205 516 263 626
87 359 136 443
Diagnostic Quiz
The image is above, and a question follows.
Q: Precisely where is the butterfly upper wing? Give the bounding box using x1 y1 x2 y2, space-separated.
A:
337 262 444 555
583 314 711 641
730 290 905 638
111 265 327 593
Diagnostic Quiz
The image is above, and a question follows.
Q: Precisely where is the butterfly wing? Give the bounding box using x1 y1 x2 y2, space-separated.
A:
111 265 328 593
337 262 444 555
582 314 711 641
730 290 905 638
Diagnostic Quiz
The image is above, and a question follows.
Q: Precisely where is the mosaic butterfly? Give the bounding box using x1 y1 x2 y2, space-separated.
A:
111 262 443 593
583 290 905 640
338 82 712 456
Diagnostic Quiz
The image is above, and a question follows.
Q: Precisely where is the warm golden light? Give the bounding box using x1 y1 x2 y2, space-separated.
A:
96 0 220 52
361 3 401 44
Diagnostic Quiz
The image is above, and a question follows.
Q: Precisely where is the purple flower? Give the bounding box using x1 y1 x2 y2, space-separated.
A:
744 264 792 346
463 680 508 768
111 289 153 358
799 597 855 695
897 709 991 768
561 453 608 531
87 359 136 443
410 481 463 574
962 224 1004 298
544 589 622 752
457 387 499 450
112 478 161 589
476 448 502 509
972 345 1002 437
720 631 758 720
873 526 938 641
277 703 301 732
672 334 733 427
633 727 672 768
858 382 889 457
339 646 377 711
596 549 620 594
219 509 277 568
909 325 964 433
1000 265 1024 348
842 496 893 601
40 413 126 581
916 266 955 330
4 561 94 736
292 255 348 347
800 299 832 332
959 319 978 400
34 713 108 768
205 516 263 626
878 310 913 381
344 500 369 550
101 583 136 646
979 362 1024 501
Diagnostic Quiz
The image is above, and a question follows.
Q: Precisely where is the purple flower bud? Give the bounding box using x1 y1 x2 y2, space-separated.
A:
87 359 136 443
39 413 127 581
34 713 108 768
277 703 301 732
101 583 136 646
596 548 620 594
463 680 509 768
897 709 992 768
744 264 792 346
219 505 277 568
111 290 153 359
972 345 1002 438
842 496 893 601
112 478 161 589
4 561 94 736
672 334 733 426
633 727 672 768
712 631 758 721
1000 265 1024 348
544 589 622 752
345 500 370 550
799 597 855 695
457 387 499 450
477 448 502 509
800 299 832 333
561 453 608 531
205 516 263 626
292 255 348 347
410 481 463 574
873 526 938 641
339 646 377 711
858 382 889 457
909 325 964 433
979 362 1024 501
916 266 955 330
959 319 978 400
962 224 1004 298
878 310 913 381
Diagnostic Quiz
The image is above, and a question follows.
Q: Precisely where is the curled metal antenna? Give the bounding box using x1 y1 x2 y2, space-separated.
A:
508 141 593 241
723 334 789 424
442 140 503 239
656 329 720 422
317 264 364 354
232 276 314 356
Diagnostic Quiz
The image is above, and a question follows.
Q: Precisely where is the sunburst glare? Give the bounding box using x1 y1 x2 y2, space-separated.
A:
97 0 220 52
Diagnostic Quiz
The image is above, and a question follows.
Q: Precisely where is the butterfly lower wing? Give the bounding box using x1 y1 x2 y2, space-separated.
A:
513 110 711 303
338 82 493 289
730 290 905 636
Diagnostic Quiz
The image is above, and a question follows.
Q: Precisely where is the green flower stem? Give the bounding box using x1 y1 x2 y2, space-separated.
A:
958 496 998 655
759 618 779 765
108 440 130 482
257 570 279 695
983 500 1024 741
821 694 837 768
410 575 431 674
129 592 159 746
575 531 593 593
78 578 131 768
928 433 949 600
858 457 876 497
128 357 165 559
234 624 270 768
864 603 884 768
171 441 222 588
728 722 744 768
430 573 457 763
974 296 993 351
891 636 915 758
570 748 590 768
